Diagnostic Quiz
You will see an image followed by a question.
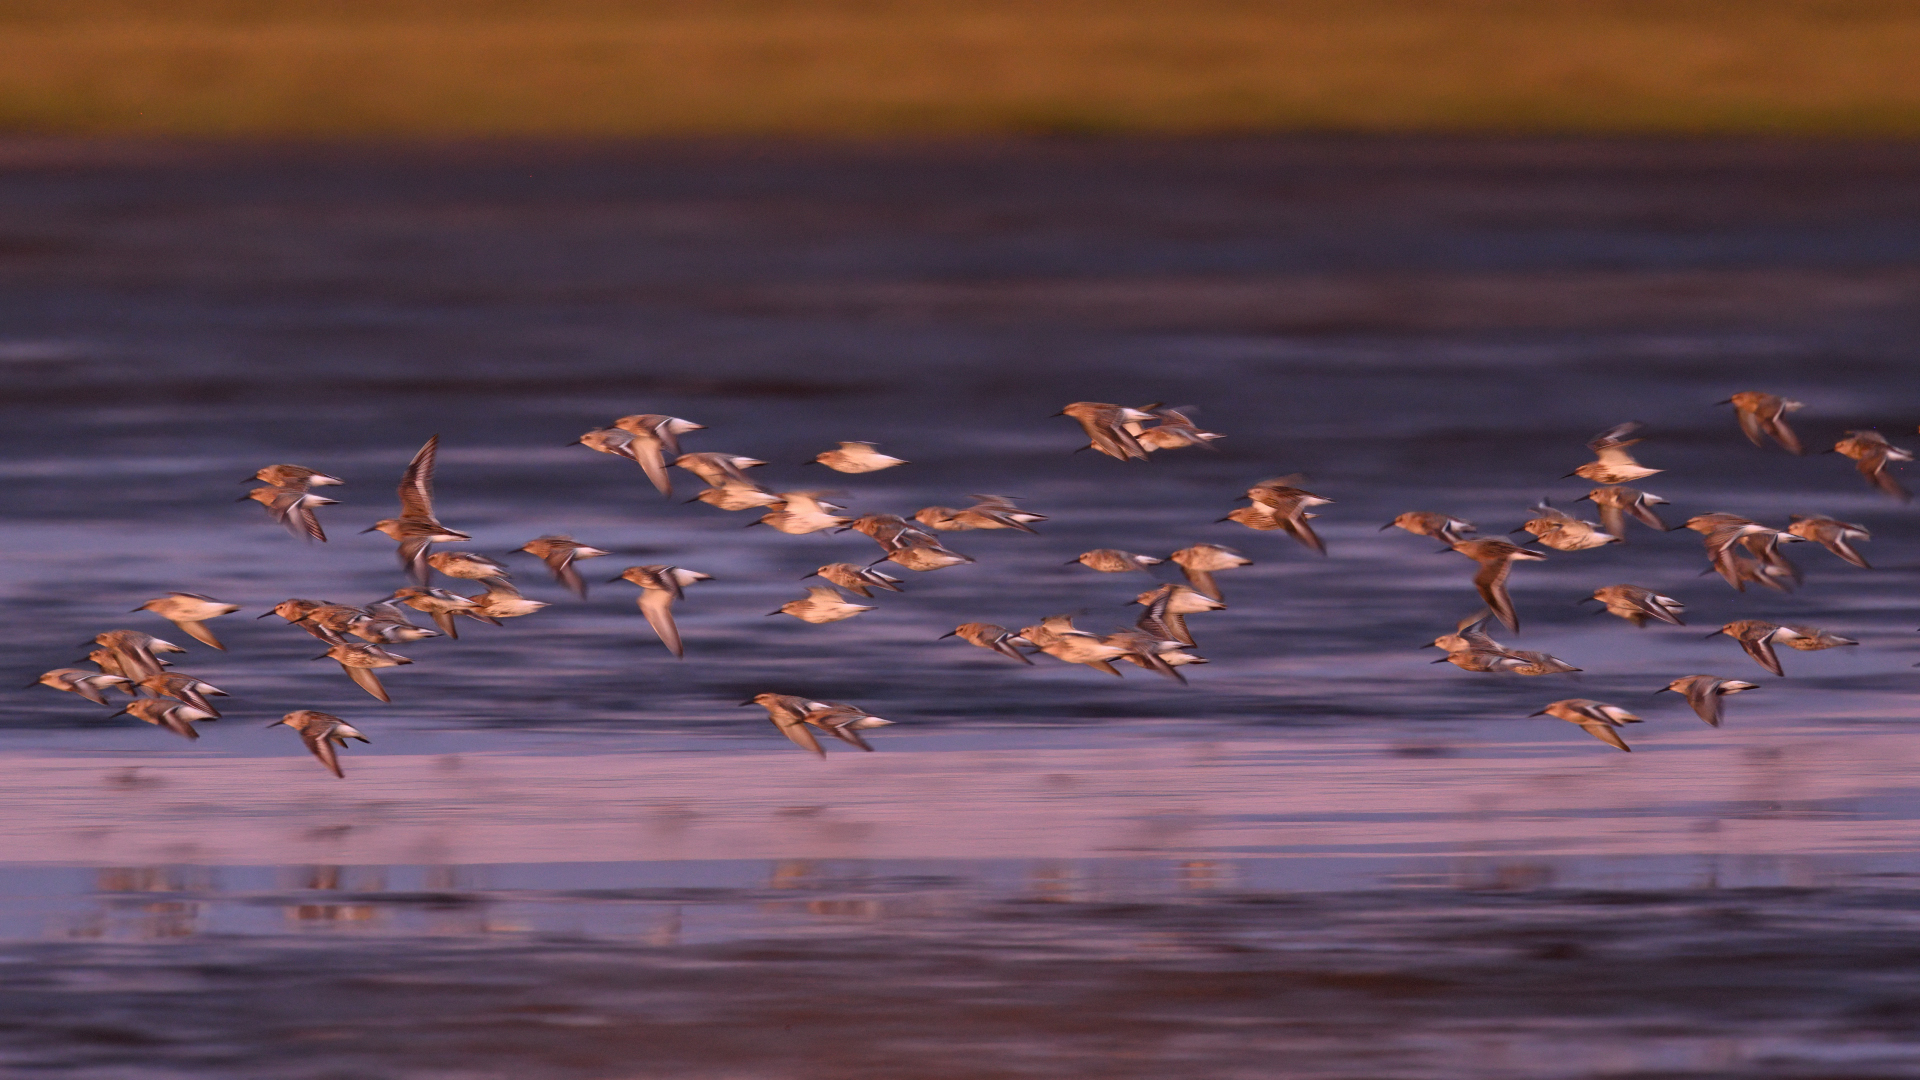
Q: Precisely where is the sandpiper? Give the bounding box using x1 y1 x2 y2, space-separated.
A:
1706 621 1791 677
675 452 766 489
1057 402 1156 460
1583 585 1686 627
117 698 217 741
132 593 241 650
468 582 549 621
363 436 472 583
613 565 713 657
1132 583 1223 647
88 630 186 681
1018 614 1131 677
770 587 874 624
1833 430 1913 501
940 623 1035 664
1576 486 1669 538
1100 628 1192 683
244 485 338 542
613 414 705 495
1241 478 1332 554
1126 404 1223 452
385 586 492 638
511 535 611 598
137 672 227 716
31 668 133 705
755 492 852 535
1071 549 1162 573
428 551 512 588
1721 391 1804 454
318 642 412 702
349 602 442 644
1382 512 1476 546
810 441 908 473
690 481 783 511
1448 539 1546 632
269 710 370 778
1166 543 1250 600
1657 676 1759 727
806 563 904 597
742 693 894 755
914 495 1046 533
1786 514 1872 568
1570 422 1661 485
1530 699 1641 752
1513 501 1619 551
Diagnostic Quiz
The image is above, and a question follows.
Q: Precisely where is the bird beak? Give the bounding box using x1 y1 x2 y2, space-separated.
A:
1213 516 1233 523
1559 472 1579 479
1048 411 1065 417
1418 643 1435 649
127 606 144 612
1061 558 1081 565
1576 596 1596 604
1702 630 1725 638
107 706 129 718
765 610 783 616
21 680 42 689
359 525 379 534
1714 398 1732 405
1429 657 1452 664
938 631 957 639
738 698 759 706
1652 687 1671 694
1377 523 1395 531
234 494 256 502
310 654 331 660
1527 709 1548 717
605 575 626 583
255 611 276 619
264 720 285 728
1508 527 1529 535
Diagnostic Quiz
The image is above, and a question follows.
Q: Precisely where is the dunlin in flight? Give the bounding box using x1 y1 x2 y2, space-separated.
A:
613 414 705 495
676 452 766 489
383 586 492 638
1239 477 1332 554
940 623 1035 664
31 668 133 705
1706 620 1792 677
117 698 217 741
770 587 874 624
914 495 1046 533
1570 422 1662 485
363 436 472 583
1125 404 1223 451
88 630 186 681
467 582 549 621
1530 699 1642 752
269 710 370 778
810 441 908 473
756 492 852 535
317 642 412 702
1832 430 1913 501
244 484 338 542
1382 512 1476 546
1721 391 1804 454
511 535 611 598
1513 501 1619 551
246 464 342 488
132 593 241 650
1057 402 1156 460
806 563 904 597
1785 514 1872 568
1583 584 1686 627
1448 539 1546 632
137 672 228 716
1576 486 1669 538
1657 675 1759 728
613 565 713 657
1018 614 1131 677
1071 549 1163 573
1132 583 1223 647
1166 543 1250 601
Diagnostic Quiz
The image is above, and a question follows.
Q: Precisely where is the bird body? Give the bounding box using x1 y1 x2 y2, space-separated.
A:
914 495 1045 532
941 623 1035 664
1059 402 1156 460
468 583 548 620
249 464 343 488
1124 405 1223 451
1709 620 1790 677
1578 487 1668 538
615 565 712 657
1530 699 1642 752
1516 502 1619 551
1658 676 1758 727
512 535 610 598
772 586 874 624
1448 539 1546 631
138 672 228 715
1019 614 1131 676
1572 422 1661 484
270 710 370 778
675 453 766 488
385 586 490 638
612 414 704 495
1586 585 1685 627
1073 549 1162 573
321 643 412 702
246 485 338 542
1833 430 1913 501
1787 514 1871 568
1166 543 1249 600
365 435 471 583
757 492 851 535
812 441 907 473
119 698 217 740
1383 512 1476 545
744 693 893 755
1723 391 1804 453
34 668 133 705
133 592 241 650
808 563 904 597
427 551 512 586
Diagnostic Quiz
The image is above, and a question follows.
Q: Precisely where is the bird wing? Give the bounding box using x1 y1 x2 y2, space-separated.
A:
1282 515 1327 556
633 438 673 497
1733 405 1769 448
304 730 346 777
1574 719 1632 752
771 713 824 756
343 664 392 702
991 633 1035 664
1828 534 1872 569
278 493 330 542
1472 559 1521 632
638 590 684 657
1683 682 1724 727
397 535 434 585
1761 413 1802 455
174 620 226 650
397 435 439 520
547 551 587 599
1076 413 1148 461
1739 634 1785 677
1593 502 1629 541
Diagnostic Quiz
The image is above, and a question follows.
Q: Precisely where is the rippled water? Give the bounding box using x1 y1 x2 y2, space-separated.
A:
4 137 1920 1076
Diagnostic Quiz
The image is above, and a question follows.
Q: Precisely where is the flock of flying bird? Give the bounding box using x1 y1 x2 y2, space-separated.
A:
29 390 1904 770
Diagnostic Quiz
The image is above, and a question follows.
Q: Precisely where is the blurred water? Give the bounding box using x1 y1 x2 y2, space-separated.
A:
4 137 1920 1076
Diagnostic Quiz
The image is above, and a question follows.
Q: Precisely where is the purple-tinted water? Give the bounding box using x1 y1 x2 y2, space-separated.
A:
4 137 1920 1076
